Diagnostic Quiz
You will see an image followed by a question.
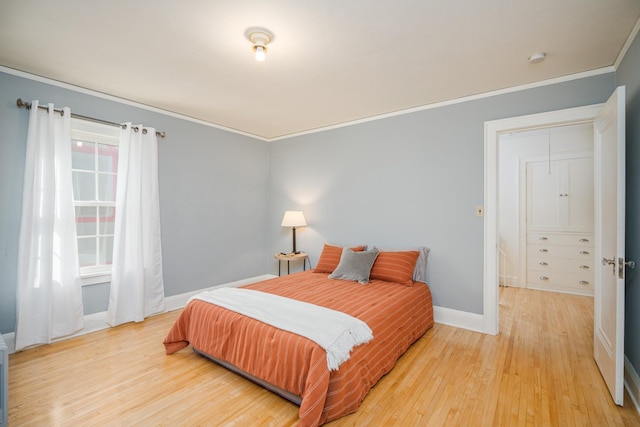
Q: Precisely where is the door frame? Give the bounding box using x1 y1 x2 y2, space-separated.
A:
483 104 602 335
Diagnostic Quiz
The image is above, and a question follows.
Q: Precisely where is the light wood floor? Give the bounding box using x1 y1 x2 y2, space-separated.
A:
8 287 640 426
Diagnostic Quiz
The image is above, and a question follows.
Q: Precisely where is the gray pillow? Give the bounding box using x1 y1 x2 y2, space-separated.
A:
413 247 430 283
329 248 380 284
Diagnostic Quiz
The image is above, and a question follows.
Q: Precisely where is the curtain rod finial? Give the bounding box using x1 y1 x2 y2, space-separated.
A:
16 98 31 110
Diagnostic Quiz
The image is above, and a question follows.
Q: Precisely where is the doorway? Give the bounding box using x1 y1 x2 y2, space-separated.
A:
498 124 594 296
485 88 627 405
482 104 602 335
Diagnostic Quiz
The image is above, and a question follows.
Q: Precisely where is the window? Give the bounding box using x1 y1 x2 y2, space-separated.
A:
70 119 120 280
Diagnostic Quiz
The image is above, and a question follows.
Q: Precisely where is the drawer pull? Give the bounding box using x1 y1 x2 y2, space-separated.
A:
539 236 548 241
539 249 548 253
579 280 590 285
579 250 590 255
579 265 590 270
579 238 590 243
540 276 549 281
539 262 548 266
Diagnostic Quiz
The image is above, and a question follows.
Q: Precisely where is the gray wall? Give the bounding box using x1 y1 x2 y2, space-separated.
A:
617 31 640 381
0 70 270 334
268 73 615 314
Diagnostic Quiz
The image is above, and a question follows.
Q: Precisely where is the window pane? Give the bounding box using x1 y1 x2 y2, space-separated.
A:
98 173 116 201
73 171 96 201
100 235 114 265
99 207 115 235
75 206 97 236
72 119 119 274
71 141 95 171
77 237 97 267
98 144 118 173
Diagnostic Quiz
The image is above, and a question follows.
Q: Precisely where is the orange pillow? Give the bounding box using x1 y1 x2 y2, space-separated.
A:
314 244 366 273
369 250 420 286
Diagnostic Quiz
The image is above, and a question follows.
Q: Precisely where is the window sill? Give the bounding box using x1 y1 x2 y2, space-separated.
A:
80 273 111 286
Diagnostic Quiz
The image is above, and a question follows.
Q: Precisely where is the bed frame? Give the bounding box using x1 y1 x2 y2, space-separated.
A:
193 347 303 405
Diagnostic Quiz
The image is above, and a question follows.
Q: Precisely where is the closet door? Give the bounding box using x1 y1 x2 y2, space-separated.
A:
527 160 562 230
526 157 593 232
566 157 594 232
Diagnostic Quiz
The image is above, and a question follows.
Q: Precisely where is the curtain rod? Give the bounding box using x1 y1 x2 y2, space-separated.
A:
16 98 166 138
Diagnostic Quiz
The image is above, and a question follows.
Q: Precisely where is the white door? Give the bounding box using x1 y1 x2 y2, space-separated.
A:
593 86 626 405
566 157 595 231
527 160 563 230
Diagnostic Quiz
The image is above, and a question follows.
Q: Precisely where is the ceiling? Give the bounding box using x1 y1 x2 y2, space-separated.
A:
1 1 639 141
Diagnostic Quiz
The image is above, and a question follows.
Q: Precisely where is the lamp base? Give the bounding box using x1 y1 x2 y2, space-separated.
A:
292 227 298 254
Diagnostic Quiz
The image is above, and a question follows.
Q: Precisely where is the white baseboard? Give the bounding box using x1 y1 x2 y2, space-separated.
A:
4 275 491 354
1 274 277 355
163 274 275 311
499 275 519 287
625 355 640 415
433 305 484 333
4 285 639 414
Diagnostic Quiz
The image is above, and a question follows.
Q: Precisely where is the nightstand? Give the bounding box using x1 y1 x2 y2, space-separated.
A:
274 252 309 276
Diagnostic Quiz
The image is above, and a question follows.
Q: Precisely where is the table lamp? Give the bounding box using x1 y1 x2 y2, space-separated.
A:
281 210 307 254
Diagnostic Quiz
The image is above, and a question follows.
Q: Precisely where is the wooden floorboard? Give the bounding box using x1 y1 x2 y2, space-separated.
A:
8 286 640 426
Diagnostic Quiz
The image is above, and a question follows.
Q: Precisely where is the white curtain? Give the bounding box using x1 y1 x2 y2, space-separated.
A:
107 124 165 326
15 101 84 351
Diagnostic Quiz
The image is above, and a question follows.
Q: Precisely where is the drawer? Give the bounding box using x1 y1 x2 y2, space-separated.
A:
527 269 593 289
527 244 594 260
527 232 594 247
528 257 593 274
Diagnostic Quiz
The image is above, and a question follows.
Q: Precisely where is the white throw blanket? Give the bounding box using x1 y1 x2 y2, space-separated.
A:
192 287 373 371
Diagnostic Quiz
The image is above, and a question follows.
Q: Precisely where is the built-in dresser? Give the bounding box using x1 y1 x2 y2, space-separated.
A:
525 155 594 295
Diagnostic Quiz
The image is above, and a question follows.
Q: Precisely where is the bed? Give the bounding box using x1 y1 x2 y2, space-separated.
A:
164 245 434 426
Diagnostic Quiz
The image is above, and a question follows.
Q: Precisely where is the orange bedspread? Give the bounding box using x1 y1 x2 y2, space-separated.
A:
163 271 434 426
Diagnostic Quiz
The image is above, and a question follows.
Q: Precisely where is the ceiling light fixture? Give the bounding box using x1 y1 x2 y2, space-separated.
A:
248 30 272 62
528 52 546 64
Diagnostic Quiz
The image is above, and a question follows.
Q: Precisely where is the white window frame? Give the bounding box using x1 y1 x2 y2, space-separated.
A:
70 118 120 286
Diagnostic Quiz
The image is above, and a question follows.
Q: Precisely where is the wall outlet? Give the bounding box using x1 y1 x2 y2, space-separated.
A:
475 205 484 217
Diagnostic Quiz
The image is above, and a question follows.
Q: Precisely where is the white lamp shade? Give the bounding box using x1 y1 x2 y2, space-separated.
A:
281 210 307 227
